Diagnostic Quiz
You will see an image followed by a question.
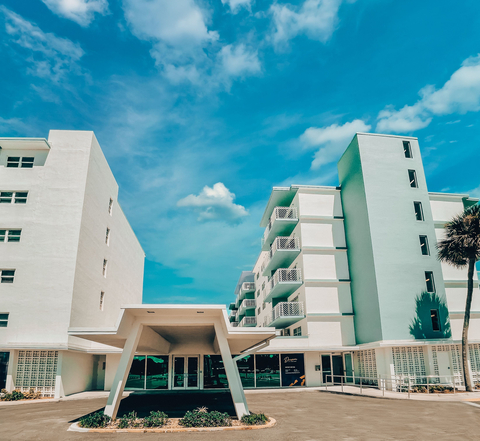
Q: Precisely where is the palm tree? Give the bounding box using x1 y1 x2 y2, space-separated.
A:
437 203 480 391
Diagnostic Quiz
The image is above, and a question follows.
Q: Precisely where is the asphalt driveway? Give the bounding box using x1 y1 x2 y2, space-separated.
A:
0 390 479 440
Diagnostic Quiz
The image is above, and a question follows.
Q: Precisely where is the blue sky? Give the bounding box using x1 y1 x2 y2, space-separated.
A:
1 0 479 304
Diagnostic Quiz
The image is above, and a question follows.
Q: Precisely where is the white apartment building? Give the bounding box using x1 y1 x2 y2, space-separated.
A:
229 133 480 389
0 131 145 397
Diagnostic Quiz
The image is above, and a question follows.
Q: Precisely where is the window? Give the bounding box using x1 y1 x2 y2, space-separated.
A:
1 270 15 283
100 292 105 311
261 281 265 291
262 302 265 311
0 230 21 243
425 271 435 293
431 309 440 331
408 170 418 188
257 307 261 316
105 228 110 245
282 328 291 336
256 273 259 280
0 191 28 204
108 198 113 215
6 157 34 168
0 314 8 328
293 326 302 336
419 235 429 255
103 259 108 277
414 201 424 221
256 290 260 298
403 141 413 158
291 295 299 303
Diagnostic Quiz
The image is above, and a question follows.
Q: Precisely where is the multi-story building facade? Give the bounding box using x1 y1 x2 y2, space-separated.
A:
229 133 480 388
0 131 145 397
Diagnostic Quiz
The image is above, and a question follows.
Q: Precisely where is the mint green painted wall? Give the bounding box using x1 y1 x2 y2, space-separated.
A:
339 134 449 344
338 136 383 343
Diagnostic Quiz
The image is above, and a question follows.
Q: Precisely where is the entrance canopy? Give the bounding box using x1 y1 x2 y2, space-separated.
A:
69 305 276 419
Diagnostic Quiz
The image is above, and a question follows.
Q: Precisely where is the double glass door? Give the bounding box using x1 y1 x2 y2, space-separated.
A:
173 356 199 389
321 353 353 384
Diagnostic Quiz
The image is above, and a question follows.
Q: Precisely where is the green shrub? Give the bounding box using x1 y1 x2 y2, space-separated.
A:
1 390 25 401
143 410 168 428
241 412 268 425
118 411 140 429
78 411 111 428
179 407 231 428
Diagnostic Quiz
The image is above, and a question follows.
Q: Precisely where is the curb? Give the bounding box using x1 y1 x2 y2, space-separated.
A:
68 418 276 433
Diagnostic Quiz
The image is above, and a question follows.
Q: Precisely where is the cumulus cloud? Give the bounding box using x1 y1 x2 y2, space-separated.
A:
177 182 249 223
1 6 84 82
218 44 261 77
377 55 480 133
300 119 371 169
221 0 254 14
270 0 343 49
41 0 108 26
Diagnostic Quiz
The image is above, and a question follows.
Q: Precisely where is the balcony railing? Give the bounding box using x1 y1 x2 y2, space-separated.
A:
262 207 298 250
261 236 300 275
265 268 303 302
231 322 240 327
269 302 305 328
240 282 255 293
229 311 238 322
238 299 256 316
239 316 257 327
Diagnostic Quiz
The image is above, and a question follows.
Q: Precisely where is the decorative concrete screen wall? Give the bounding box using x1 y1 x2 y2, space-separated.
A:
15 350 58 396
354 349 377 380
392 347 427 382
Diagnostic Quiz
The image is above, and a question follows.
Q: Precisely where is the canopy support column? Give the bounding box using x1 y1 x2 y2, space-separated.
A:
214 322 249 419
104 321 143 419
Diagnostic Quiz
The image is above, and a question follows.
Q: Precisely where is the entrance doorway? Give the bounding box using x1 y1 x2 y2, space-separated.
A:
321 354 345 384
173 356 199 389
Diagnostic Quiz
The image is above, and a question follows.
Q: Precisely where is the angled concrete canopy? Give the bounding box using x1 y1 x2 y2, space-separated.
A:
69 305 276 419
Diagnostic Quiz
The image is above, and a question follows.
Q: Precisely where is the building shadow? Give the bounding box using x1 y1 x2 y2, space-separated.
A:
409 291 451 339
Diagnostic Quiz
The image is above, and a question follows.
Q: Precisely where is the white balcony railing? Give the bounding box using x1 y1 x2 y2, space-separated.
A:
241 282 255 293
262 207 298 245
231 322 239 327
261 236 300 273
239 316 257 327
270 268 302 290
271 302 304 323
240 299 256 310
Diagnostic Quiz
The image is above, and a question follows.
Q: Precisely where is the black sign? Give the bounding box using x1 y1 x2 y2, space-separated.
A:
281 353 305 387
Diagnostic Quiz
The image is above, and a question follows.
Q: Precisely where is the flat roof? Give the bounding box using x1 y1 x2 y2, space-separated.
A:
0 137 51 150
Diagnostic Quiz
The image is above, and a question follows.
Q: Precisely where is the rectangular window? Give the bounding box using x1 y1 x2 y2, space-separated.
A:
256 290 260 298
425 271 435 293
262 302 265 310
0 191 28 204
105 228 110 245
108 198 113 215
6 157 20 168
1 270 15 284
257 307 260 316
0 313 8 327
283 328 291 336
0 230 22 243
21 157 34 168
100 292 105 311
15 191 28 204
414 201 424 221
103 259 108 277
419 235 429 255
403 141 413 158
0 192 13 203
293 326 302 336
408 170 418 188
431 309 440 332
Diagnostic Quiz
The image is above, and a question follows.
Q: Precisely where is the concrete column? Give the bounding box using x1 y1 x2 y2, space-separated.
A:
214 322 249 419
54 352 65 399
104 321 143 419
5 350 16 391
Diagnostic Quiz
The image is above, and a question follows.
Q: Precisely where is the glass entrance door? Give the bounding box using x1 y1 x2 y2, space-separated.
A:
173 356 199 389
332 355 344 383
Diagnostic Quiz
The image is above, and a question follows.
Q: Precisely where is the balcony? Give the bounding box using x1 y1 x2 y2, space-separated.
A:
261 236 300 276
265 268 303 302
237 282 256 305
269 302 305 328
229 311 238 322
261 207 298 251
231 322 240 327
239 316 257 327
229 302 237 311
238 299 256 316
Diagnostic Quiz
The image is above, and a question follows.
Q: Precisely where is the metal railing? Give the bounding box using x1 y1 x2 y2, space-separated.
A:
271 302 304 322
241 282 255 292
239 299 256 313
324 374 463 398
262 236 300 273
262 207 298 244
239 316 257 327
270 268 302 291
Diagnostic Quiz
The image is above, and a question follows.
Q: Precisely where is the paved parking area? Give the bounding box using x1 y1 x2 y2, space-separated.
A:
1 389 479 440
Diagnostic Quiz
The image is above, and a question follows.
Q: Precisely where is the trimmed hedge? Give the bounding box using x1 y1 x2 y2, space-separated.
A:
179 407 232 428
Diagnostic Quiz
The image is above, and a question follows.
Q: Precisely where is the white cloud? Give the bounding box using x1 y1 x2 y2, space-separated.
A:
177 182 249 223
42 0 108 26
221 0 254 14
468 185 480 199
376 55 480 133
218 44 261 77
1 6 84 82
300 119 371 169
270 0 343 49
